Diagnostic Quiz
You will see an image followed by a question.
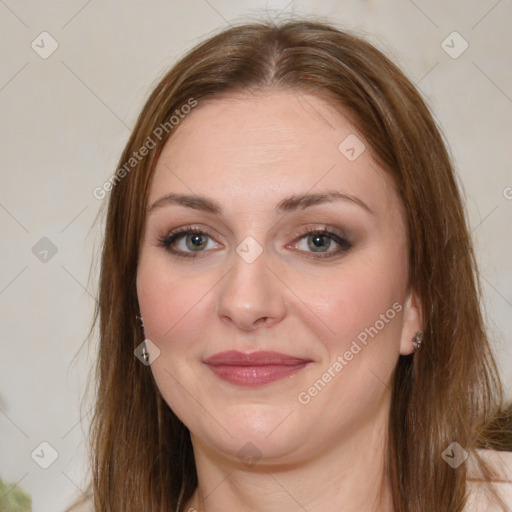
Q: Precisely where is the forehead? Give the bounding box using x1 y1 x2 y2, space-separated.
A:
149 90 398 218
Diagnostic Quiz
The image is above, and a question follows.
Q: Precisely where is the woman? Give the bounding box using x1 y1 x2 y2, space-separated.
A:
69 17 512 512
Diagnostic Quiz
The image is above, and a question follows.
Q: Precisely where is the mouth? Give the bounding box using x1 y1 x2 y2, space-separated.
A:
203 350 312 387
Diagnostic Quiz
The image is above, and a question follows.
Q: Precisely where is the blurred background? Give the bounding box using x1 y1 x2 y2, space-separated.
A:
1 1 511 510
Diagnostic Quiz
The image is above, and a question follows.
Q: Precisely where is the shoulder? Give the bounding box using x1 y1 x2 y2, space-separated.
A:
465 449 512 511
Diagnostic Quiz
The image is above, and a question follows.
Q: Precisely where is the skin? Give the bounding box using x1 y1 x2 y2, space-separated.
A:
136 89 422 512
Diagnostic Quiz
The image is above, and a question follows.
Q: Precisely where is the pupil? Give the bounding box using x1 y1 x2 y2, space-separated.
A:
188 234 206 250
310 235 329 251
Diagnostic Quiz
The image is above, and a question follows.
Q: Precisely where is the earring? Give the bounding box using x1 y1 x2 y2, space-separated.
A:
136 315 144 334
412 330 423 351
136 315 149 362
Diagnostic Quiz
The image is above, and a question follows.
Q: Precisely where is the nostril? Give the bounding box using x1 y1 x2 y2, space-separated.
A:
255 316 274 328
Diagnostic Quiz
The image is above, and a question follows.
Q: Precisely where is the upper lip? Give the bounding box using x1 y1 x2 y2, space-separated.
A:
204 350 311 366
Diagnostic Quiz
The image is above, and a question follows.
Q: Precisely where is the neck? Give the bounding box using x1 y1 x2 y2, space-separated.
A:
184 407 394 512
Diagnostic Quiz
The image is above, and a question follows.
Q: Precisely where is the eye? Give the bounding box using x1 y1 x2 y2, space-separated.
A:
157 225 219 259
157 225 352 260
289 226 352 259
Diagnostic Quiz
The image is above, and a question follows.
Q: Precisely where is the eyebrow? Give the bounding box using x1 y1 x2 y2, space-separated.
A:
147 190 373 215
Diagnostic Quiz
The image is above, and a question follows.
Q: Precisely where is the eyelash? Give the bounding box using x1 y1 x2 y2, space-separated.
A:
157 224 352 260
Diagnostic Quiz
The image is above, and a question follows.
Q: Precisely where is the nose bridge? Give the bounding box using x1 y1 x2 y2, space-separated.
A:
216 236 285 330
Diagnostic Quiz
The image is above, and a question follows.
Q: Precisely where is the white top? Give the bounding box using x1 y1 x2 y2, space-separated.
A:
465 450 512 511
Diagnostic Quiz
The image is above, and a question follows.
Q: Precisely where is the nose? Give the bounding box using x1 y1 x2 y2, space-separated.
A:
216 246 286 332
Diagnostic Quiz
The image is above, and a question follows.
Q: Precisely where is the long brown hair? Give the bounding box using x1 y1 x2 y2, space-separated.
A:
67 15 510 512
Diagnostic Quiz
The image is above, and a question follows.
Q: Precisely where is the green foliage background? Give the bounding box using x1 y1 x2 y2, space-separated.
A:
0 476 31 512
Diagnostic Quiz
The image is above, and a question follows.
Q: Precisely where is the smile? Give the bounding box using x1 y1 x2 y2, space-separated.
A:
203 350 312 387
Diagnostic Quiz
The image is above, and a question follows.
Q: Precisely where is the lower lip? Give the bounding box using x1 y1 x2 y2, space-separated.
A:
205 363 310 386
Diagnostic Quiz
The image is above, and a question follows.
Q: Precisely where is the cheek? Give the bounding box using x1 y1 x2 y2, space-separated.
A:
136 256 210 344
295 262 406 425
316 250 407 354
136 258 210 421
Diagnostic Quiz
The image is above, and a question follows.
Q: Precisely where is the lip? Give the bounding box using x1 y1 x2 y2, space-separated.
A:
203 350 312 387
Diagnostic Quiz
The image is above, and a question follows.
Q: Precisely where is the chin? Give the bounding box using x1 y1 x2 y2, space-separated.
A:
190 408 310 465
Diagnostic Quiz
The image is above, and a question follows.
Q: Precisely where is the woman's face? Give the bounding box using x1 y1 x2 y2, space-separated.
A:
136 90 421 466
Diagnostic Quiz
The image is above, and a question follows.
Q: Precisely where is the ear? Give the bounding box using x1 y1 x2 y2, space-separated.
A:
399 290 423 356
